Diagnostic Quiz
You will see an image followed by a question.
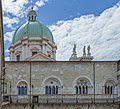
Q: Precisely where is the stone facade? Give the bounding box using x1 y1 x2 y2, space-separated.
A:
2 61 120 109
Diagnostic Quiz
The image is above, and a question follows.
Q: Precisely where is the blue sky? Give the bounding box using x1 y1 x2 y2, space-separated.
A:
2 0 120 60
37 0 120 25
11 0 120 26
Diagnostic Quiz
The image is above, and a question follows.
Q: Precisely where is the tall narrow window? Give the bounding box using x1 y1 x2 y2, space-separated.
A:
75 86 78 94
32 15 34 21
108 86 110 94
52 86 55 94
79 86 81 94
86 86 88 94
18 86 21 95
111 86 113 94
21 86 24 95
48 86 51 94
25 86 27 95
16 55 20 61
56 86 58 94
105 86 107 94
83 86 85 94
45 86 48 94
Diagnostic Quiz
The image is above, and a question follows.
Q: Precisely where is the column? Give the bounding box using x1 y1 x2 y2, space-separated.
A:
25 44 28 59
52 51 55 59
10 51 13 61
42 44 46 54
45 44 47 54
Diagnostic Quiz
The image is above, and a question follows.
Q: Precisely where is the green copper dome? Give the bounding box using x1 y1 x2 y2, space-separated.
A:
12 8 54 44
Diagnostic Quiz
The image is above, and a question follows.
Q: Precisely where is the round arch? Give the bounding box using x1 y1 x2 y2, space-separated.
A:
42 75 63 87
73 76 93 87
103 78 116 86
16 80 29 94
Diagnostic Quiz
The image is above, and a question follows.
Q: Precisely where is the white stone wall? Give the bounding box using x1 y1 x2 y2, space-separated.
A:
4 61 118 95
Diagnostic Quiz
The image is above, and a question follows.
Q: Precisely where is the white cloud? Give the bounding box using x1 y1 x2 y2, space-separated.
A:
50 3 120 61
5 56 10 61
5 49 9 54
2 0 30 30
4 31 14 42
2 0 50 29
3 16 19 29
2 0 29 17
35 0 49 9
36 0 45 7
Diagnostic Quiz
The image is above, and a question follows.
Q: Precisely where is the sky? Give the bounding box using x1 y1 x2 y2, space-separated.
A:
2 0 120 61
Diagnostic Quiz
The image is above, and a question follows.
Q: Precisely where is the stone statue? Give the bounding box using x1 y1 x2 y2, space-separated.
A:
87 45 91 55
70 44 77 59
83 46 86 56
73 44 77 53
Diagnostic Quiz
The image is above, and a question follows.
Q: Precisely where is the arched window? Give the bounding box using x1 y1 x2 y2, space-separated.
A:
32 15 34 21
21 86 24 94
104 80 115 94
75 78 91 94
86 86 88 94
111 86 113 94
48 86 51 94
83 86 85 94
18 86 21 95
44 77 61 95
17 81 28 95
52 86 55 94
75 86 78 94
79 86 81 94
25 86 27 95
56 86 58 94
45 86 48 94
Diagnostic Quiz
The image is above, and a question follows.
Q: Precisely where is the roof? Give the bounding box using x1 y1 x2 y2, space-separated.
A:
12 21 54 44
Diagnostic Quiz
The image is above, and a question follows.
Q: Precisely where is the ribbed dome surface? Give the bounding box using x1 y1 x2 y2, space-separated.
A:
12 21 54 44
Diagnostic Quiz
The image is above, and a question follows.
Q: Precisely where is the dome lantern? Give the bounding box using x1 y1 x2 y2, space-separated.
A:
28 7 37 22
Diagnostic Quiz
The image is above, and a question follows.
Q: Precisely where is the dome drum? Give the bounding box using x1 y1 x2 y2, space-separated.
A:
10 35 57 61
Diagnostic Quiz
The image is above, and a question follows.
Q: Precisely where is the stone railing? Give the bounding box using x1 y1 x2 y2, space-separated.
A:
2 94 119 104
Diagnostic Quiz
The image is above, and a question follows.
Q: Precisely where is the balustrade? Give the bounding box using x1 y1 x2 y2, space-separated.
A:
2 94 119 104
